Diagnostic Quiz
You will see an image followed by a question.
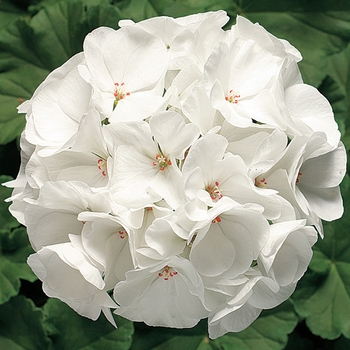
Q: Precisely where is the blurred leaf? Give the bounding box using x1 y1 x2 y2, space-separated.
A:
334 336 350 350
150 0 234 19
0 0 122 144
0 65 47 145
0 295 52 350
0 175 19 231
0 226 36 304
151 335 207 350
238 0 350 12
292 175 350 340
0 0 120 72
0 174 36 305
44 298 134 350
130 319 208 350
285 320 338 350
319 43 350 150
0 0 25 31
117 0 158 22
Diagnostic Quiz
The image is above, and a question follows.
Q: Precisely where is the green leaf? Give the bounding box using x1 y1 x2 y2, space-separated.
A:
231 0 350 12
130 319 209 350
334 336 350 350
152 335 208 350
117 0 158 22
0 65 48 145
0 0 124 144
292 175 350 340
0 295 52 350
150 0 235 19
28 0 103 70
0 0 25 31
319 43 350 149
0 0 120 72
44 298 134 350
0 226 36 304
0 175 20 231
285 321 340 350
0 174 36 304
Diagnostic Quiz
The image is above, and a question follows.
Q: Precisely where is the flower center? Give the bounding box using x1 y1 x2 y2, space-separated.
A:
206 181 223 201
113 82 130 109
211 215 222 224
97 158 107 177
152 153 172 171
118 230 128 239
225 90 240 104
158 265 178 280
296 171 302 184
255 177 267 188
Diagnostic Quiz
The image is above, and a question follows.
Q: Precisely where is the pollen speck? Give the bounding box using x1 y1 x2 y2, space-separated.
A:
225 90 240 104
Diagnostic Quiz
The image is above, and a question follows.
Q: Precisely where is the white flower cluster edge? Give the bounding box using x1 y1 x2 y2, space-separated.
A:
5 11 346 338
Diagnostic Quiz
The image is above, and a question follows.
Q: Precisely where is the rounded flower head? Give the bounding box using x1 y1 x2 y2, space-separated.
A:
6 11 346 338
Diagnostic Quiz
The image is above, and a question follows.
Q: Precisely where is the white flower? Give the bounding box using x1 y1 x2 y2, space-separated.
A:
285 83 341 149
42 109 111 187
233 15 302 63
207 269 295 338
188 197 269 278
258 220 317 286
25 180 110 250
183 133 283 220
113 256 208 328
119 11 229 71
80 26 169 122
78 213 134 290
27 238 118 326
22 53 92 156
204 38 282 127
258 133 346 223
110 110 199 209
6 11 346 337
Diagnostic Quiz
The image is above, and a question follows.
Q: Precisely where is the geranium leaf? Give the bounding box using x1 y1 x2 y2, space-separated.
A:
0 295 52 350
0 0 25 31
0 0 123 144
0 226 36 304
0 65 48 145
0 175 20 231
292 175 350 339
319 43 350 149
1 175 36 304
118 0 158 22
43 298 134 350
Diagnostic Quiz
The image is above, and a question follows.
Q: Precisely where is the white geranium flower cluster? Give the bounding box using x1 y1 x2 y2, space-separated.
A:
6 11 346 338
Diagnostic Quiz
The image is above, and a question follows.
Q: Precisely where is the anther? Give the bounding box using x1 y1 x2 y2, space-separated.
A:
225 90 240 104
206 181 223 201
113 82 130 108
212 216 221 224
255 177 267 188
153 154 172 171
97 158 107 177
158 265 178 280
296 171 302 184
118 230 128 239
